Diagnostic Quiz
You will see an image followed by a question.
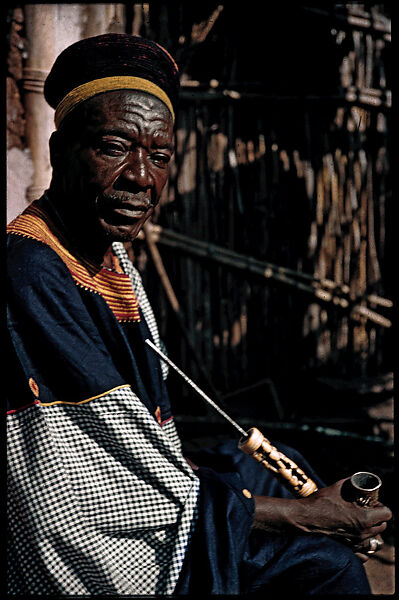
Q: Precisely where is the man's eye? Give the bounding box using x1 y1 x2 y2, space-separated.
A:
152 153 171 167
99 141 126 156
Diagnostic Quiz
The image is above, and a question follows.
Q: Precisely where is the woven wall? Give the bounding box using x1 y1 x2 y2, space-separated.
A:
125 3 392 418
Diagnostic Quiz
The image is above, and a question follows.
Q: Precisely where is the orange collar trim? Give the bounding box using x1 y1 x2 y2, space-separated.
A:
7 203 140 323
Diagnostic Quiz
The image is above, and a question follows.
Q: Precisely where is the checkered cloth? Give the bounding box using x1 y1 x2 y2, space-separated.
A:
112 242 169 381
7 243 199 595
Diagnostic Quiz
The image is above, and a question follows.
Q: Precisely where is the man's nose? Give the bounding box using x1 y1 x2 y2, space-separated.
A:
118 148 152 190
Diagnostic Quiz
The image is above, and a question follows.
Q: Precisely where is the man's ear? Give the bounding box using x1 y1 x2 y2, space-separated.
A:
49 131 68 171
49 131 63 170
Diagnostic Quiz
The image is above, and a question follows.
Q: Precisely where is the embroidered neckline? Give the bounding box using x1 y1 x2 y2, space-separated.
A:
7 201 140 323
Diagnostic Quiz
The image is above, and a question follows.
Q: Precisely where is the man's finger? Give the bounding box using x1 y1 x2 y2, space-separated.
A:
358 521 387 540
360 506 392 526
354 552 369 563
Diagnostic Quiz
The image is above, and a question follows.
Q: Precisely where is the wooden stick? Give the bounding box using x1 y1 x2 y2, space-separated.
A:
190 5 224 45
150 224 347 291
143 223 180 313
367 294 392 308
300 6 391 39
146 225 391 327
179 88 392 110
351 305 391 328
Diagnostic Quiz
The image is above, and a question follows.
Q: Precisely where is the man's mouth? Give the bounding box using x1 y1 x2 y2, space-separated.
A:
97 195 154 224
111 205 150 219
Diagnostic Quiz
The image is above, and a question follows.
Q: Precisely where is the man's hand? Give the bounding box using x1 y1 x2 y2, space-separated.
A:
253 478 392 561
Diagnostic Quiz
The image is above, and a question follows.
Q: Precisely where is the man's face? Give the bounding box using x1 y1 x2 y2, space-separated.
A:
53 90 174 244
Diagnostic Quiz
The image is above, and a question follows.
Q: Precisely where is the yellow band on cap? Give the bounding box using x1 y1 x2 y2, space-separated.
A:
54 75 175 128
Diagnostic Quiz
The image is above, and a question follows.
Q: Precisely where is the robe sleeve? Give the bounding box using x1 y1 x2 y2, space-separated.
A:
7 235 129 407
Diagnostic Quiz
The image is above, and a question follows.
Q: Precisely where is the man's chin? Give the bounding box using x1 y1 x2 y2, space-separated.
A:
99 220 144 243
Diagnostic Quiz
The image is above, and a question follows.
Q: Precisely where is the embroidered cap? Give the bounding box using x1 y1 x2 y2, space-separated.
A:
43 33 180 129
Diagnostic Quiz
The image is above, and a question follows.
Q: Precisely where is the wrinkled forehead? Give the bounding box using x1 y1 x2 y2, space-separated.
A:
88 89 173 119
59 89 175 139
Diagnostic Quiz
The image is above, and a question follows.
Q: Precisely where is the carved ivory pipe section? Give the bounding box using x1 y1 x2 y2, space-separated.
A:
238 427 319 497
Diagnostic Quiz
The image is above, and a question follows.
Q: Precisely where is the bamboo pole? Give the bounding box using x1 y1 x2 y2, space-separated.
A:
147 224 384 300
145 224 391 328
178 87 391 110
300 6 391 40
366 160 381 285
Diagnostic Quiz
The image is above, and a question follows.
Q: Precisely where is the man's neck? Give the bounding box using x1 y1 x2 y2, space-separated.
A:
43 189 111 267
102 246 117 270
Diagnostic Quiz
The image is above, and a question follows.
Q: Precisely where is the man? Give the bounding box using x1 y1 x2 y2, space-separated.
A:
7 34 391 595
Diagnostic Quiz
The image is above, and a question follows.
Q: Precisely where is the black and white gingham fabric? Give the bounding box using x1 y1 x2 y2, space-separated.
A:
113 242 183 450
113 242 181 450
112 242 169 380
161 418 183 454
8 385 199 595
8 244 200 595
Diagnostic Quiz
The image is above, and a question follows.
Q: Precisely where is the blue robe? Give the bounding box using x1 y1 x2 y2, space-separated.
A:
7 197 370 595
